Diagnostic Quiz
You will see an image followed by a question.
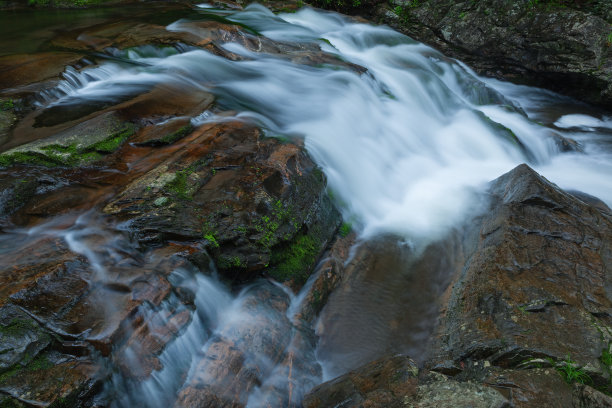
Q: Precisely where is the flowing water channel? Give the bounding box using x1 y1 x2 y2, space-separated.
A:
2 3 612 406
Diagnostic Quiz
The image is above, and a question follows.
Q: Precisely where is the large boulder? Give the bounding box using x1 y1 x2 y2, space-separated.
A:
104 121 340 285
430 164 612 388
325 0 612 108
307 163 612 407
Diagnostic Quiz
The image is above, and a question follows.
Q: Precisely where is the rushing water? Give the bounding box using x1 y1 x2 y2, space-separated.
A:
37 4 612 243
3 3 612 406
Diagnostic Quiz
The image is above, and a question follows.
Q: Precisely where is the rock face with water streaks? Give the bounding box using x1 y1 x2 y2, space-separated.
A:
321 0 612 108
426 163 612 404
306 163 612 407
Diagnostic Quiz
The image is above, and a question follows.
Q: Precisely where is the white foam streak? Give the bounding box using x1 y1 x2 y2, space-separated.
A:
32 5 612 243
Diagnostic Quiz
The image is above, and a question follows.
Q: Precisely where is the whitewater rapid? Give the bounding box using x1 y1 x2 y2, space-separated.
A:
39 4 612 243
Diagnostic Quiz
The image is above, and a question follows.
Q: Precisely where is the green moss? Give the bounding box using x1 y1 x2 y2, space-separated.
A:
0 318 40 337
311 289 323 311
28 354 53 371
0 100 14 111
203 233 219 248
339 221 352 237
268 233 318 284
255 200 295 249
166 170 191 200
89 123 135 153
217 255 246 269
0 123 135 168
160 124 194 145
0 353 52 383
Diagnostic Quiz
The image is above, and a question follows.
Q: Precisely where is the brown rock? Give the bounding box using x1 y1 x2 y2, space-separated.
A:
174 282 292 408
0 52 83 91
431 164 612 373
302 354 419 408
315 232 462 376
104 121 340 284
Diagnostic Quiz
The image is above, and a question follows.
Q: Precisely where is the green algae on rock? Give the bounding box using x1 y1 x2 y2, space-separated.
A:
0 112 135 168
104 121 340 285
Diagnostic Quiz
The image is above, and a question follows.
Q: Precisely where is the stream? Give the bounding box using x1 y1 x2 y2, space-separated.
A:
1 2 612 407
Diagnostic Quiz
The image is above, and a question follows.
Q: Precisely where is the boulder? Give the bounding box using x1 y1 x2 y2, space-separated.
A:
104 121 340 284
325 0 612 108
430 164 612 391
303 353 510 408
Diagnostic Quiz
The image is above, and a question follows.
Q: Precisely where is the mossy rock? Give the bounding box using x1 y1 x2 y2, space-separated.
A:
0 111 135 168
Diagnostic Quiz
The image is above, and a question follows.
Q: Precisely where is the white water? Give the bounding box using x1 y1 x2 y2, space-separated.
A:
0 211 320 407
38 4 612 245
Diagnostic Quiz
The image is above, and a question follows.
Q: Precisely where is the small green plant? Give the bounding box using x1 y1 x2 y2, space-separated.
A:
517 304 528 314
0 99 14 111
556 356 592 385
204 233 219 248
339 222 352 237
602 349 612 368
296 0 304 7
607 31 612 47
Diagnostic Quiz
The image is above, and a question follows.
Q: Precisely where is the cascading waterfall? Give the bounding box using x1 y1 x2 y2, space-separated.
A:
15 3 612 406
39 4 612 243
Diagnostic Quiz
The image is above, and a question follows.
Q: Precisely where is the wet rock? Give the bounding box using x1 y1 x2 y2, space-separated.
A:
132 117 194 147
0 108 16 145
429 163 612 391
302 354 420 408
0 175 38 217
292 230 356 324
104 121 340 284
0 52 83 91
0 349 99 408
573 383 612 408
0 111 136 167
174 281 292 408
0 222 203 406
316 233 462 376
0 304 52 373
363 0 612 108
303 353 512 408
484 366 575 407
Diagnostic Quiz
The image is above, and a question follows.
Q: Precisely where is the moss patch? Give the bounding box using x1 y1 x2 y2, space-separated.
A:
0 353 53 383
0 318 40 337
160 124 194 145
0 123 135 168
267 233 319 285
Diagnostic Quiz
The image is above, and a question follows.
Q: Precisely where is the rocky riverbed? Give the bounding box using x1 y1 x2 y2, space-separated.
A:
0 1 611 407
